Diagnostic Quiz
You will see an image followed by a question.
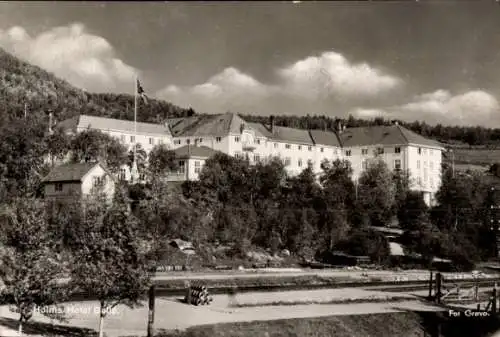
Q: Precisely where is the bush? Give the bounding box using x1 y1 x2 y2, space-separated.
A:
335 229 391 264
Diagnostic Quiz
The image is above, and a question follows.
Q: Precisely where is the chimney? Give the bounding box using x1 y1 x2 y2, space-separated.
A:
270 115 275 134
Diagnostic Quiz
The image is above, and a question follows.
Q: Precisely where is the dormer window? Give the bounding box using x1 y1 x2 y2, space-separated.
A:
216 137 222 142
285 144 291 149
395 147 401 154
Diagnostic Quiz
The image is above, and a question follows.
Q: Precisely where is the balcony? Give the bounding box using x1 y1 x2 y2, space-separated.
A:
242 141 256 151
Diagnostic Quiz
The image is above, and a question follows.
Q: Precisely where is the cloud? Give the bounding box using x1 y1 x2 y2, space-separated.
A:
349 90 500 127
277 52 401 99
157 67 272 113
0 23 137 92
157 51 401 113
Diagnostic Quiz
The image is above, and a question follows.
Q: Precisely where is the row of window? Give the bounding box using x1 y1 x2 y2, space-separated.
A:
345 147 401 157
418 148 434 156
120 135 162 145
417 160 434 170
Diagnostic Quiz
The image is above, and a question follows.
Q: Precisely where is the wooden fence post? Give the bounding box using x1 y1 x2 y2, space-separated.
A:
147 285 156 337
428 271 434 300
435 273 442 304
492 287 497 314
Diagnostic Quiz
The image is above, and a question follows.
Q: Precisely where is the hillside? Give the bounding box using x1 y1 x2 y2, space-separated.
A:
2 47 500 168
0 48 194 125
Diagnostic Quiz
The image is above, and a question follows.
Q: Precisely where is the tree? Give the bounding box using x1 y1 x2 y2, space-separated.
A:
0 199 68 335
69 196 151 337
357 158 396 227
319 159 355 244
398 191 428 231
70 129 128 173
148 144 178 178
128 143 148 172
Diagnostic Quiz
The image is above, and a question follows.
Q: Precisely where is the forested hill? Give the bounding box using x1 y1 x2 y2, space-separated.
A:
2 47 500 147
0 48 194 125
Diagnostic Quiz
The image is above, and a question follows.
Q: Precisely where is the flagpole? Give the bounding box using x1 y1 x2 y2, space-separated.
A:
134 77 138 182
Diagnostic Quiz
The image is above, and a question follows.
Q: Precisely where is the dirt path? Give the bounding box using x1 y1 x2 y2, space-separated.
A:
0 288 445 337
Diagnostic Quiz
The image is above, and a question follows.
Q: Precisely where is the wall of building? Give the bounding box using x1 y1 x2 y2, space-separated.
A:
81 165 116 202
44 182 82 199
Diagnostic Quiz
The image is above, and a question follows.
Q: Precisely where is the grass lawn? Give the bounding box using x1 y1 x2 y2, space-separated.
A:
150 311 500 337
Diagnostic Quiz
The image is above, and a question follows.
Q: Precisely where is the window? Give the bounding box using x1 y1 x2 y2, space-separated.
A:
235 136 240 142
119 168 126 180
298 145 302 150
186 139 191 145
93 176 105 187
361 149 368 155
198 138 203 143
235 152 244 159
121 135 126 143
174 140 181 145
308 146 312 151
298 159 302 167
395 147 401 154
417 160 421 169
430 177 434 188
430 161 434 170
423 148 427 155
139 173 145 181
424 161 428 167
178 161 185 174
274 143 278 148
149 138 154 145
194 161 201 173
285 157 291 166
307 159 313 167
394 159 401 171
254 155 260 162
55 183 63 192
418 148 422 155
130 136 135 143
345 150 352 156
417 177 422 186
216 137 222 142
320 147 324 153
254 139 261 145
362 160 368 170
424 168 428 182
377 147 384 155
285 144 291 149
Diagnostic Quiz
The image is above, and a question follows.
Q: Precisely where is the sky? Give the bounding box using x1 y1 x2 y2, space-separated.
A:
1 1 500 127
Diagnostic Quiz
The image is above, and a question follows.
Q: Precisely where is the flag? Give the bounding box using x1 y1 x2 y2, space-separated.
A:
137 79 149 104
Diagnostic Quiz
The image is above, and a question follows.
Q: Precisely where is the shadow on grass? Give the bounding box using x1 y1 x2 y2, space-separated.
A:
388 305 500 337
0 317 98 336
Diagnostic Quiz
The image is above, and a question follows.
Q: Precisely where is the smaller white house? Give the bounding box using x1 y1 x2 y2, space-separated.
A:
42 162 116 202
167 145 221 182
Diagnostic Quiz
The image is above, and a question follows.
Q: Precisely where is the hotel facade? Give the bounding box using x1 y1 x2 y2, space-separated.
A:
59 113 444 205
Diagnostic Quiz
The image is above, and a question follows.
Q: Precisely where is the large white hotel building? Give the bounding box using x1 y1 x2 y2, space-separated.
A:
59 113 444 205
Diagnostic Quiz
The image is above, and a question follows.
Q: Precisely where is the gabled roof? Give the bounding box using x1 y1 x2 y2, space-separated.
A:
74 115 170 136
309 129 341 147
172 145 221 159
339 125 443 148
246 124 315 145
167 113 245 137
42 162 102 183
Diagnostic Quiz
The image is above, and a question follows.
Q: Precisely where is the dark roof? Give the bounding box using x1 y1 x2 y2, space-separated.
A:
172 145 221 159
167 113 245 137
339 125 443 148
42 162 100 183
309 129 341 147
78 115 169 136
